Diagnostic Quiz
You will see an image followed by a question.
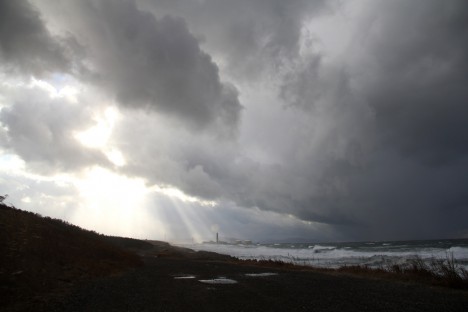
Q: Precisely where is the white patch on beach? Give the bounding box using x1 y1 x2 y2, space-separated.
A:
199 278 238 284
174 275 196 279
245 273 278 277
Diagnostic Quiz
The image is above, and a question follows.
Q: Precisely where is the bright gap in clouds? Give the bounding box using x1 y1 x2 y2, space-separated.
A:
74 107 117 149
31 77 79 102
73 106 127 167
29 78 127 167
72 166 220 241
73 166 163 238
150 185 217 207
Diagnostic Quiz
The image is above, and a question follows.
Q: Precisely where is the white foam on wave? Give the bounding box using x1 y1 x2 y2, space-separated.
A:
448 246 468 259
310 245 336 252
185 243 468 269
174 276 196 279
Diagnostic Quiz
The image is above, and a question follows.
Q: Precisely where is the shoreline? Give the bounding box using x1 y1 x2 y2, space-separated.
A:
46 241 468 312
1 203 467 311
4 239 468 311
181 239 468 269
178 241 468 290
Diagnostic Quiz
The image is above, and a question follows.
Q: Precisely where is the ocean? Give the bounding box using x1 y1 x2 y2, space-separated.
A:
182 239 468 270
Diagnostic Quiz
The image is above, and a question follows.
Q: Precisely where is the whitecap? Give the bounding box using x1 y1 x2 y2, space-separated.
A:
447 246 468 259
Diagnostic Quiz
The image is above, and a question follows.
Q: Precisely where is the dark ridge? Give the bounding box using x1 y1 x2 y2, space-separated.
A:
101 235 155 252
0 203 142 310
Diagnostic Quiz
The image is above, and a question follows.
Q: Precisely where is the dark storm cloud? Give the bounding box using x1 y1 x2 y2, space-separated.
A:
0 0 71 76
362 0 468 166
3 0 467 241
274 0 468 239
122 0 468 240
357 0 468 238
57 0 242 133
0 86 108 173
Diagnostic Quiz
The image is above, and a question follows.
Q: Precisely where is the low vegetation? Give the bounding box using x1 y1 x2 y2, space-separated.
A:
241 254 468 290
335 254 468 289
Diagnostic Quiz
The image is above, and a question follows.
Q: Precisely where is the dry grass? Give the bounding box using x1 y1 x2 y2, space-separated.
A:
329 254 468 290
236 254 468 290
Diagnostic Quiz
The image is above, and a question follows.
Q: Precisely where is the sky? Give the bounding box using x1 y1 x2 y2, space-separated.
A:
1 0 467 243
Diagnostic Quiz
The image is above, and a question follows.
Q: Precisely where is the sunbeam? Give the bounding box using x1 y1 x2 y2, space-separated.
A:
72 166 164 238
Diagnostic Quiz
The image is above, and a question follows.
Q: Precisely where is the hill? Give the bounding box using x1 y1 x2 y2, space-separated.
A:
0 202 147 310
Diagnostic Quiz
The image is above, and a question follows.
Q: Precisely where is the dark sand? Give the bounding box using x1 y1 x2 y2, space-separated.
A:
37 242 468 312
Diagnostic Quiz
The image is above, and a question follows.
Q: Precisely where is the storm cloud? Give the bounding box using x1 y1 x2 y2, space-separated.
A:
1 0 467 242
0 0 71 76
274 0 468 238
38 0 242 133
0 83 108 173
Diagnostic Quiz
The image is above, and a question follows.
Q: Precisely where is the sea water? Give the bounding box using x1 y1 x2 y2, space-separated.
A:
183 239 468 270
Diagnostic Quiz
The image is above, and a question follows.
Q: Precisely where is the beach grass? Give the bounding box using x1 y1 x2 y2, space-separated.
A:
321 254 468 290
237 254 468 290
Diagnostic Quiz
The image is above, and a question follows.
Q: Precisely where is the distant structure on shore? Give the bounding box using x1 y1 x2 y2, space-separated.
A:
203 235 253 246
200 232 254 246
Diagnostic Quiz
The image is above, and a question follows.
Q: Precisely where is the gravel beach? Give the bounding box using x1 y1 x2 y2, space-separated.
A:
39 243 468 312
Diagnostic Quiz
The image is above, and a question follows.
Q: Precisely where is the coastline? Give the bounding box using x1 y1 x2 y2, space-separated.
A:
1 203 466 311
182 239 468 270
44 241 468 312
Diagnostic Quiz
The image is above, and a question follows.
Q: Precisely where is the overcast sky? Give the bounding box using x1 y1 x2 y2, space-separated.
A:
1 0 467 243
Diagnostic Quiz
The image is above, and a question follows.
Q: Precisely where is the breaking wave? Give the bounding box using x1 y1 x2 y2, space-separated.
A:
183 239 468 270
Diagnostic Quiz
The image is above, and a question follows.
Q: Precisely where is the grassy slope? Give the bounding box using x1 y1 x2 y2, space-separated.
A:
0 203 146 309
